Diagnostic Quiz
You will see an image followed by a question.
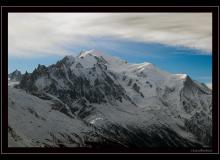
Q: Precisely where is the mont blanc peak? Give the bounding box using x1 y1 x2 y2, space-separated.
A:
9 50 212 148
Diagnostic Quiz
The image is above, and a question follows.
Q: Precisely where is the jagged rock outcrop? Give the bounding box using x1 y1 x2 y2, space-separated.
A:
8 69 23 81
9 50 212 148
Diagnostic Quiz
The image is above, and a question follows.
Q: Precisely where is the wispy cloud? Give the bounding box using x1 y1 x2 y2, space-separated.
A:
8 13 212 58
206 82 212 89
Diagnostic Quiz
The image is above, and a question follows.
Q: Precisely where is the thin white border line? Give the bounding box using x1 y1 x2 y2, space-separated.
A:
1 6 219 154
1 5 3 155
1 6 220 7
1 5 219 155
217 5 219 155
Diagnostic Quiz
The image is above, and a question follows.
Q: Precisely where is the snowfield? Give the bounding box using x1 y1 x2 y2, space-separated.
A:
8 50 212 148
8 87 94 147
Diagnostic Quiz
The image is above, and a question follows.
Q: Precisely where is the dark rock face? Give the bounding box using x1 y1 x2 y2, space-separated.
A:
19 65 49 93
8 69 23 81
18 56 133 113
185 112 212 146
146 81 152 88
19 71 34 91
8 126 22 142
84 124 203 148
132 83 144 97
16 53 212 148
180 76 212 146
128 79 132 86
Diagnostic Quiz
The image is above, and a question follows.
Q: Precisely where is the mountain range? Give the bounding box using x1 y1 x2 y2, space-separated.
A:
8 50 212 148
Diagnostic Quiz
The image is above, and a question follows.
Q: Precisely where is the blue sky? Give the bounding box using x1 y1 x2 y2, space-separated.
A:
8 37 212 84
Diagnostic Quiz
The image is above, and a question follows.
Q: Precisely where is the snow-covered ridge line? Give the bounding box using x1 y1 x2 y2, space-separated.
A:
63 50 188 80
9 50 212 148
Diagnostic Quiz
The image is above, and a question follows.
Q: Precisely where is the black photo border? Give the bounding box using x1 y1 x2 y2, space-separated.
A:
1 6 219 154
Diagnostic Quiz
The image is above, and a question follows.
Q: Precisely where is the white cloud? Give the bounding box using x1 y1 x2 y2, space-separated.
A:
8 13 212 58
206 82 212 89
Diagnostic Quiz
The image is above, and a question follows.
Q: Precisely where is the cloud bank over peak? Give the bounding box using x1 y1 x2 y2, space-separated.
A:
9 13 212 58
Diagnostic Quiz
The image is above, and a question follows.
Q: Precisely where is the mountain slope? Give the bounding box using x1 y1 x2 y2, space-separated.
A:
8 69 23 81
9 50 212 148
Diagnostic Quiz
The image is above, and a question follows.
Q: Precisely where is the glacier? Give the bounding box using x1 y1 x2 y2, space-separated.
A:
8 50 212 148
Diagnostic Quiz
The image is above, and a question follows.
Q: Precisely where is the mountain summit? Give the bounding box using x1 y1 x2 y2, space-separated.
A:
8 69 23 81
9 50 212 148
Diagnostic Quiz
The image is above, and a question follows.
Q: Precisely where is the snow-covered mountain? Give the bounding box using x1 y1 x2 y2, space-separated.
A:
8 50 212 148
8 69 23 81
